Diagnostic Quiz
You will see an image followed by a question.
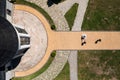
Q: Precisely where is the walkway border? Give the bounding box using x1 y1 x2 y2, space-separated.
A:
14 5 53 77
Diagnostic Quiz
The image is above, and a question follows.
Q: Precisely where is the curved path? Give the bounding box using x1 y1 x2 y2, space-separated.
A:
14 5 53 77
14 5 70 79
13 9 47 72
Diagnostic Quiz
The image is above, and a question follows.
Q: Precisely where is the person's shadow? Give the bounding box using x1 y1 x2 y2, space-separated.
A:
47 0 54 7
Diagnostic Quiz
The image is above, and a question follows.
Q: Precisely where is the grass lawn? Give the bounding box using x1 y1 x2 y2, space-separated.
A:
12 52 55 80
82 0 120 31
78 51 120 80
78 0 120 80
64 3 79 30
54 62 70 80
15 0 54 27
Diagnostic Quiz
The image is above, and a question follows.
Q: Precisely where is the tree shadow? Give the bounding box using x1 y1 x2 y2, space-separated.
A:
47 0 54 7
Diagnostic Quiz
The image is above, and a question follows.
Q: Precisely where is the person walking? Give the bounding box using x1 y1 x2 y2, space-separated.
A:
81 34 87 46
95 39 101 44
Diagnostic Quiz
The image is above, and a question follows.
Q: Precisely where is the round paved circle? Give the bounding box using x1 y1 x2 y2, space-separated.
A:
13 10 48 71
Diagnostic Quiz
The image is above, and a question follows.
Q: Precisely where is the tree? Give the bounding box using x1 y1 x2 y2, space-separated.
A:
51 0 64 4
51 25 56 30
8 0 16 3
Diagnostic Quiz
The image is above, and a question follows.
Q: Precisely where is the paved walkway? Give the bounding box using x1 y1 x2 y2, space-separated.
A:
72 0 89 31
25 0 88 80
14 5 70 79
24 0 72 80
26 0 69 31
12 10 47 72
15 5 120 80
68 51 78 80
33 51 70 80
51 31 120 50
14 4 120 79
68 0 89 80
25 1 88 80
14 5 53 77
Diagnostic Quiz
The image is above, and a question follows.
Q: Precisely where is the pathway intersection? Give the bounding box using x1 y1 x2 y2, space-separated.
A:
14 5 120 79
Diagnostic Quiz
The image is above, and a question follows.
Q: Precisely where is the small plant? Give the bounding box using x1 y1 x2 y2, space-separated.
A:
51 25 56 30
51 0 65 4
51 51 56 57
9 0 16 3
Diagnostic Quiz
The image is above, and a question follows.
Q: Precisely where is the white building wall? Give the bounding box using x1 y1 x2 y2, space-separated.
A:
6 0 14 23
6 71 14 80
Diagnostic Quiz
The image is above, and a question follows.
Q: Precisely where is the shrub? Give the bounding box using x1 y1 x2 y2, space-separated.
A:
51 0 65 4
9 0 16 3
51 25 56 30
51 51 56 57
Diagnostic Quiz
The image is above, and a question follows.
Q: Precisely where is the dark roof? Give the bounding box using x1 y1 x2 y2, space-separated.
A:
0 71 5 80
0 16 18 67
0 0 6 18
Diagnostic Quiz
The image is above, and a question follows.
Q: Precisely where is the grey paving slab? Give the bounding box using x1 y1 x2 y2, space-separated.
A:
69 51 78 80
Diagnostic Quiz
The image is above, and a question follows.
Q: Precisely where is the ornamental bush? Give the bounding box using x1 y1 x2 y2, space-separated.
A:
51 0 65 4
51 25 56 30
51 51 56 57
9 0 16 3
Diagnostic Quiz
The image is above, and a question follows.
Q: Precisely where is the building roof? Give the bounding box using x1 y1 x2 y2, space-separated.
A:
0 16 18 67
0 71 5 80
0 0 6 18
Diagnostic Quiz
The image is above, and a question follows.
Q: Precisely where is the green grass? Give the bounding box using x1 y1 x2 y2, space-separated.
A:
78 0 120 80
82 0 120 31
78 51 120 80
64 3 79 30
54 62 70 80
15 0 54 26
